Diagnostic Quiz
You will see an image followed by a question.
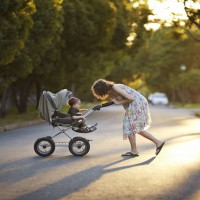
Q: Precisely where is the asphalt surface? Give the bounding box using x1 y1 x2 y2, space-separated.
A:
0 105 200 200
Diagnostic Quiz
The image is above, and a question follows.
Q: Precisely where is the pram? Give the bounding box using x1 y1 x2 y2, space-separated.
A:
34 89 114 157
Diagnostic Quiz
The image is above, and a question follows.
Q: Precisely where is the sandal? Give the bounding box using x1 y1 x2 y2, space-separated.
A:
121 152 139 157
72 122 98 133
80 127 91 133
156 142 165 155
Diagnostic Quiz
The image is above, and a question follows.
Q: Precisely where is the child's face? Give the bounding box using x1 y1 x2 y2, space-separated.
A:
73 100 81 109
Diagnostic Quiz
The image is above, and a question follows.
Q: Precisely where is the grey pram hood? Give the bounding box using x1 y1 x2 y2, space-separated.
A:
38 89 72 123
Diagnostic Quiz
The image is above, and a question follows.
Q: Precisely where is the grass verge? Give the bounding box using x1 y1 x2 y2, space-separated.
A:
172 103 200 109
0 106 40 127
0 102 98 128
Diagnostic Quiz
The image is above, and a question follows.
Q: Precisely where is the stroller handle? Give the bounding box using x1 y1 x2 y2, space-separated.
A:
92 101 114 111
101 101 114 107
83 101 114 118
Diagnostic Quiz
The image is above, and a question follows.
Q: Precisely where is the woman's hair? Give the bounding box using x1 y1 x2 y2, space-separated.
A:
68 97 80 107
91 79 114 100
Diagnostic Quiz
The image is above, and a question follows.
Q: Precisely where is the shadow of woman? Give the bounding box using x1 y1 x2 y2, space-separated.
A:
0 155 79 184
13 156 156 200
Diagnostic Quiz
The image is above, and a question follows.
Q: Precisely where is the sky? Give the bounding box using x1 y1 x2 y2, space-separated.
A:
127 0 200 45
131 0 200 30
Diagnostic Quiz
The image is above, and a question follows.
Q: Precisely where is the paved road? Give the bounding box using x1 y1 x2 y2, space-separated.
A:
0 105 200 200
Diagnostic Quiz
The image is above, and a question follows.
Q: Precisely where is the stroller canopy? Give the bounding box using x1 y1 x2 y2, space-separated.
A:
38 89 72 123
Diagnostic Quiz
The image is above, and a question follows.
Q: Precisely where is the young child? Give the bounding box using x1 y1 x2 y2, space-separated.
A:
67 97 88 131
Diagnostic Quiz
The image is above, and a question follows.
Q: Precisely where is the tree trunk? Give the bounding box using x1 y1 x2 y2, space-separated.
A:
17 97 28 113
11 77 34 114
35 81 42 108
177 87 185 104
0 87 9 118
11 85 20 112
71 83 76 95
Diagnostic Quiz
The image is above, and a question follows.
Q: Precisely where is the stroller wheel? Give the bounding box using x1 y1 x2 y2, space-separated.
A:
69 137 90 156
34 137 55 157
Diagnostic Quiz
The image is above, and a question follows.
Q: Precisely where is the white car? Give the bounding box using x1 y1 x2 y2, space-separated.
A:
148 93 169 105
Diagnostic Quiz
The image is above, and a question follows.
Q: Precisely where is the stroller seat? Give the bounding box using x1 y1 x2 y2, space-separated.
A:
51 111 85 128
51 111 97 133
51 111 73 127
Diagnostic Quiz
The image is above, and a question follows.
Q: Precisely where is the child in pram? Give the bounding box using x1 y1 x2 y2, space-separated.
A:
67 97 97 133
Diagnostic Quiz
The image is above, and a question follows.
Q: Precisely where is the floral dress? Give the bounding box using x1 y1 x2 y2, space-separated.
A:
111 84 152 138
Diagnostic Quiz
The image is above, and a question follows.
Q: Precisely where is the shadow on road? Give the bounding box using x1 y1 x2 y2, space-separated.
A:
0 155 80 184
166 132 200 142
12 156 156 200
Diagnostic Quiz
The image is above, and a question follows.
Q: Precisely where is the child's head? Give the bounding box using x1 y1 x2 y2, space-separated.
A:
68 97 81 108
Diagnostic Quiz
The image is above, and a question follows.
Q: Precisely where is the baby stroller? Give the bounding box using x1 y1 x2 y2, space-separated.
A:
34 89 113 157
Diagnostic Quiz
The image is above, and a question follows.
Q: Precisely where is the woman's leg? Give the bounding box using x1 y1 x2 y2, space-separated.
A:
138 130 163 147
128 134 139 154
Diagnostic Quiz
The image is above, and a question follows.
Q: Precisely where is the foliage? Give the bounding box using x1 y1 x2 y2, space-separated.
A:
0 0 35 66
133 27 200 103
60 0 134 99
1 0 200 118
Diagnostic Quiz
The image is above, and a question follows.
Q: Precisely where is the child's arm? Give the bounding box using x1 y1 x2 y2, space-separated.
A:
78 108 88 112
72 115 85 120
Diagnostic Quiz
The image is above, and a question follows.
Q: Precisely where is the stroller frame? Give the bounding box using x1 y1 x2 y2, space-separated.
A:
51 108 97 140
34 100 114 157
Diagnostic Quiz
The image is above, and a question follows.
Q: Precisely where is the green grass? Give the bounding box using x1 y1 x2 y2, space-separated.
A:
0 106 40 127
172 103 200 109
0 102 98 127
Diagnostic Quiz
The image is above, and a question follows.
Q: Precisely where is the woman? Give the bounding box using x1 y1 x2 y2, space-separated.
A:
91 79 165 157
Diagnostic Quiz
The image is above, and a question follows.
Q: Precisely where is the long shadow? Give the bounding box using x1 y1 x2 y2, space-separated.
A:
0 155 82 184
1 131 199 185
0 146 136 184
1 132 199 184
13 156 156 200
166 132 200 142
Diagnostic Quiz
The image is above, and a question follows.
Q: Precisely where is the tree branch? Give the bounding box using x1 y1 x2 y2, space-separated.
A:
183 0 200 29
185 29 200 42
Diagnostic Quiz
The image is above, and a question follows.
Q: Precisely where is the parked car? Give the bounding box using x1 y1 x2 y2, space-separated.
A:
148 93 169 105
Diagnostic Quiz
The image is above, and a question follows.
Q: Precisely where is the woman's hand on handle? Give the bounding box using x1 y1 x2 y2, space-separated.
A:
92 105 102 111
112 99 121 105
92 101 114 111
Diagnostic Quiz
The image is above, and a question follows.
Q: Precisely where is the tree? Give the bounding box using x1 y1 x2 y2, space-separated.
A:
0 0 35 117
107 0 152 84
134 27 200 103
0 0 148 115
9 0 64 113
0 0 35 65
60 0 134 99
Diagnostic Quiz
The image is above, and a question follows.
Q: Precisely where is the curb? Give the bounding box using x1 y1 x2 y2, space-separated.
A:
0 119 45 133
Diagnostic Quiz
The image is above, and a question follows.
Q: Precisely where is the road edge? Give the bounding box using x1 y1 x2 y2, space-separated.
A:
0 106 199 133
0 119 45 133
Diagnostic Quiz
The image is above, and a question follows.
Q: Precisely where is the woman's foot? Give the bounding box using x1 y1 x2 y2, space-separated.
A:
131 148 139 155
156 142 165 155
122 152 139 157
156 141 163 148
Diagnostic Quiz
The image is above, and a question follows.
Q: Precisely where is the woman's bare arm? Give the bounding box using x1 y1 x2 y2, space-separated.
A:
112 98 132 105
112 84 134 104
